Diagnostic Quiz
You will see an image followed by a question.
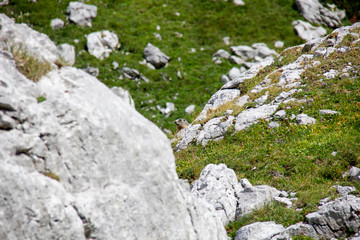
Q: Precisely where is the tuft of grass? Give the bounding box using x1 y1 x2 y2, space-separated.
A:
41 171 60 182
37 95 46 103
11 48 52 82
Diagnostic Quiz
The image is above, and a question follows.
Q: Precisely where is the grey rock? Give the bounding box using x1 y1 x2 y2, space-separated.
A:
221 74 230 84
229 55 245 65
223 36 231 45
157 102 175 115
281 223 319 239
174 124 202 151
235 104 279 132
0 47 227 239
196 116 235 146
229 67 242 80
240 178 252 189
204 89 241 113
112 61 119 69
234 0 245 6
143 43 170 69
296 114 316 125
230 45 255 61
254 91 269 105
323 69 338 79
235 221 285 240
292 20 327 41
236 95 250 108
274 197 292 208
319 197 332 206
275 41 284 48
236 184 281 216
268 121 280 129
213 49 231 59
314 47 327 57
0 112 15 129
57 43 75 66
50 18 64 30
121 67 148 82
82 66 99 77
0 96 16 111
191 164 243 225
335 185 356 196
319 109 340 115
110 86 135 109
273 90 298 104
343 167 360 181
67 1 97 27
86 30 119 60
306 195 360 239
295 0 345 28
185 104 196 115
279 191 289 198
0 14 62 67
274 110 286 119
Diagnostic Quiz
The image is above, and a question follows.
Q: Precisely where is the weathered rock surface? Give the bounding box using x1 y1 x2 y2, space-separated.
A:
191 164 242 225
67 1 97 27
296 114 317 125
0 21 228 240
292 20 327 41
143 43 170 69
50 18 64 30
343 166 360 181
295 0 346 28
0 14 63 67
196 116 235 146
235 221 285 240
57 43 75 66
120 67 149 82
110 86 135 109
306 195 360 239
86 30 119 59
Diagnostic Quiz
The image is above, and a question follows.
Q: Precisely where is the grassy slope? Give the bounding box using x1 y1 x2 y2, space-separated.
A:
1 0 358 238
0 0 304 132
176 30 360 237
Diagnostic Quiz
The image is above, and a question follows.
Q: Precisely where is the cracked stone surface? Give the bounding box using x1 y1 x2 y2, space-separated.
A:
0 16 228 239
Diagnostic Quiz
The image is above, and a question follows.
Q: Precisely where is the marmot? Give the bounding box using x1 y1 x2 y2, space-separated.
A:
175 118 189 132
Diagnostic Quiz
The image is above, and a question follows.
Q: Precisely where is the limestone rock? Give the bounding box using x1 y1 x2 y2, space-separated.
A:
343 167 360 181
292 20 327 41
235 221 285 240
0 0 9 6
57 43 75 66
110 86 135 109
67 1 97 27
185 104 196 115
86 30 119 60
275 41 284 48
295 0 345 28
233 0 245 6
50 18 64 30
236 184 281 217
0 41 227 240
121 67 149 82
278 223 319 240
268 121 280 129
143 43 170 69
82 66 99 77
174 124 202 151
335 185 356 196
191 164 243 225
213 49 231 59
0 14 62 67
274 110 286 119
235 104 279 132
196 116 235 146
296 114 316 125
319 109 340 115
306 195 360 239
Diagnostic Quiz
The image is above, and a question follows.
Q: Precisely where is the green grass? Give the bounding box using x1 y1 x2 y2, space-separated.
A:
175 34 360 237
0 0 306 132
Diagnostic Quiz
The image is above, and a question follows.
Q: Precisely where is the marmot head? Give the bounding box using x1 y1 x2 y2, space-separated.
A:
175 118 189 131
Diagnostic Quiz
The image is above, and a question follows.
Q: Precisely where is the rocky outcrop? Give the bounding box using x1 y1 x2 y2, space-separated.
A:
173 22 360 151
0 15 228 240
67 1 97 27
235 195 360 240
50 18 65 30
295 0 346 28
292 20 327 41
57 43 75 66
191 164 293 225
143 43 170 69
86 30 120 60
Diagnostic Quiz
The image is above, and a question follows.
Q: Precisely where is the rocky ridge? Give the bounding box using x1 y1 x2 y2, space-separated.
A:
0 13 227 240
173 22 360 151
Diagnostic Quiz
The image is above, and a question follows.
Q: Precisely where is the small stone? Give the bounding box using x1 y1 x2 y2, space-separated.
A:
296 114 316 125
319 109 340 115
274 110 286 119
268 121 280 129
233 0 245 6
335 185 356 196
240 178 252 189
185 105 195 115
50 18 64 30
0 96 16 111
112 61 119 70
223 37 231 45
275 41 284 48
290 192 296 197
279 191 289 198
221 74 230 84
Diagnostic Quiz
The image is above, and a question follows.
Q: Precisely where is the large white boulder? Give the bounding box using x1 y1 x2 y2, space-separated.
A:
0 20 227 240
292 20 327 41
67 1 97 27
86 30 120 59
